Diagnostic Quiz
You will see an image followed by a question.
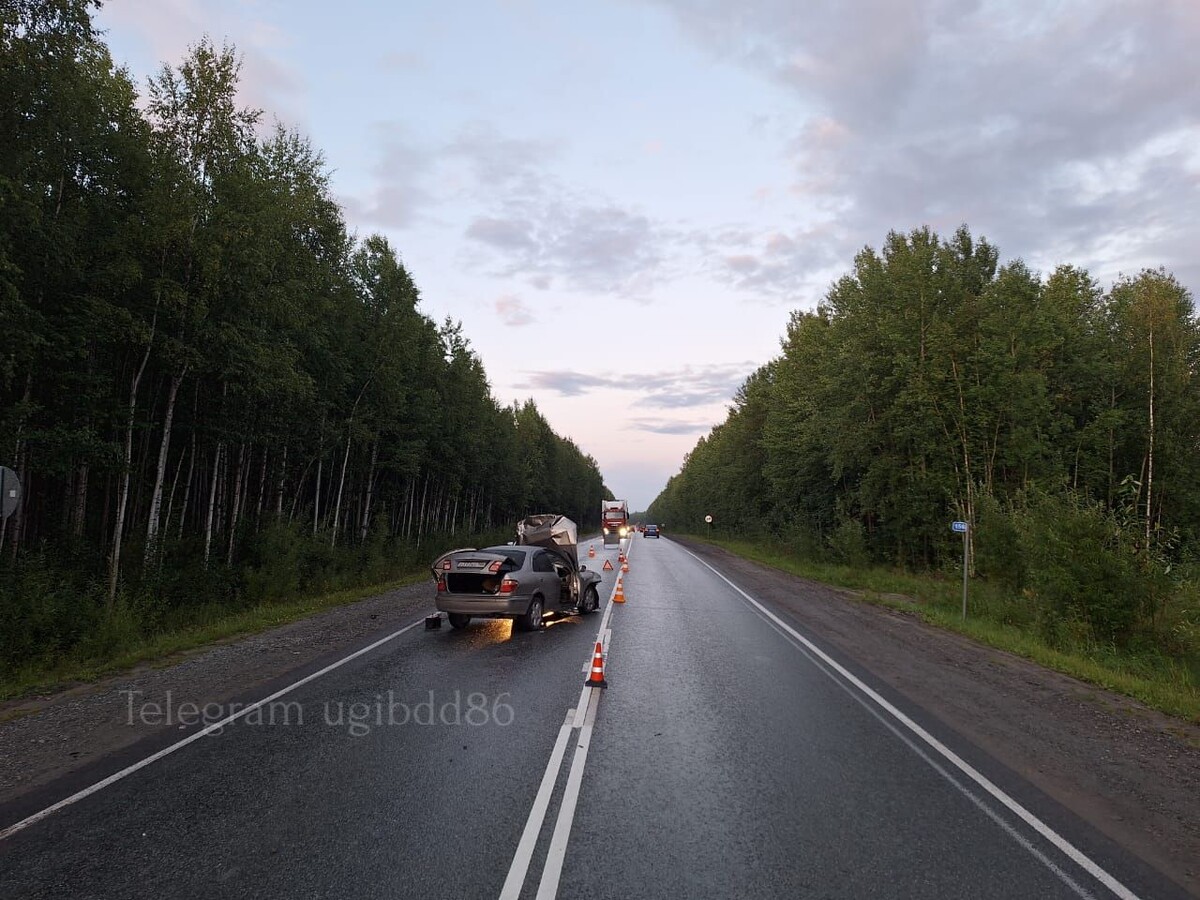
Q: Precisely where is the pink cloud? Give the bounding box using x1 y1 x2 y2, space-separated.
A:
496 295 535 326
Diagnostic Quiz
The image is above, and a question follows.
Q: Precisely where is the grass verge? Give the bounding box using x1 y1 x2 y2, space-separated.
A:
0 570 427 705
688 534 1200 724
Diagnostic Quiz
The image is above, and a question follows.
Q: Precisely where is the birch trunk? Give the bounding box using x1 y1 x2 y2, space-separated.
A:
403 479 414 539
330 431 352 547
163 439 187 543
177 431 196 540
313 455 322 536
275 445 287 518
290 456 315 524
359 443 378 542
204 443 223 565
227 443 245 565
145 367 186 564
109 311 157 606
416 472 430 547
255 446 268 523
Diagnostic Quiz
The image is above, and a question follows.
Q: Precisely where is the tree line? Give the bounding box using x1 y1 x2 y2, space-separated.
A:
0 1 610 672
649 226 1200 646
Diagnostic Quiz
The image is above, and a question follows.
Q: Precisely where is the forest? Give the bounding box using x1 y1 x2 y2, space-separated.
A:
0 2 610 678
649 226 1200 655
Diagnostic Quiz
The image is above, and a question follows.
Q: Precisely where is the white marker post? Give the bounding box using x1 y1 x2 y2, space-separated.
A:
951 520 968 619
704 513 713 539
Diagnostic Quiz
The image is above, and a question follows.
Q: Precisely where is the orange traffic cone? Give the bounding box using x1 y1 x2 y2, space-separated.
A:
588 545 595 558
621 560 629 573
613 578 625 603
618 551 626 563
585 641 607 688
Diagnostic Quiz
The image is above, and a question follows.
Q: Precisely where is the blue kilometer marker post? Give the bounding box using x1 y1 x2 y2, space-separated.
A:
951 521 968 618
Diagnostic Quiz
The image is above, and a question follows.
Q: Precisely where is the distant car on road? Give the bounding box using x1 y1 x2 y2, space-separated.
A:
432 515 602 631
645 524 660 538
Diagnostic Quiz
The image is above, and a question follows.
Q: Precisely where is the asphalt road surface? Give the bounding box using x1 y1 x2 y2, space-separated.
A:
0 535 1189 899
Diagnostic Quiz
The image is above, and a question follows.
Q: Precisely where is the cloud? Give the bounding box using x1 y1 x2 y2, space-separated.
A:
468 217 537 252
625 418 713 435
343 120 554 234
346 118 677 293
466 201 672 294
520 362 755 407
638 391 731 409
687 222 846 300
99 0 305 130
649 0 1200 299
380 51 425 71
445 123 556 192
341 125 434 229
495 295 535 326
520 371 612 397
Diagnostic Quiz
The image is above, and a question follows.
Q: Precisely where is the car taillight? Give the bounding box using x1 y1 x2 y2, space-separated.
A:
439 559 451 571
499 579 518 595
488 560 503 573
436 578 446 592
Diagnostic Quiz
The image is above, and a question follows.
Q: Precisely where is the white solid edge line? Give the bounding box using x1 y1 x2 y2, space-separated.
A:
678 545 1142 900
0 616 428 842
754 614 1098 900
535 686 601 900
498 710 578 900
572 685 590 729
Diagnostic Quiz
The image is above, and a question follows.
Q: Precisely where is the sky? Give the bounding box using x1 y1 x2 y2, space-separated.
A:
93 0 1200 511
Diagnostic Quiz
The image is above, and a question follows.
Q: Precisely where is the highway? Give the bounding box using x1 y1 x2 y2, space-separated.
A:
0 535 1188 899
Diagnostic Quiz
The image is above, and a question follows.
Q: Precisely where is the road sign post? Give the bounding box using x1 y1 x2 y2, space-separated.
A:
705 514 713 539
951 520 968 619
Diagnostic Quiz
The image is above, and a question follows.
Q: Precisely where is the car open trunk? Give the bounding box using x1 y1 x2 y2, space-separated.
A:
446 573 501 594
433 549 521 594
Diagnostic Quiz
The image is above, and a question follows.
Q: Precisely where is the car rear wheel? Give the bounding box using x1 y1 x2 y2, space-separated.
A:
580 586 599 615
515 596 543 632
447 613 472 630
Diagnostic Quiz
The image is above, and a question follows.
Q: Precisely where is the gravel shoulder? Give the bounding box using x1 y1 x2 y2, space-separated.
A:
0 581 434 812
2 540 1198 896
678 537 1200 898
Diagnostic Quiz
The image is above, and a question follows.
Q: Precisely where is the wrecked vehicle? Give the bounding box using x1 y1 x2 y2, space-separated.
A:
431 514 603 631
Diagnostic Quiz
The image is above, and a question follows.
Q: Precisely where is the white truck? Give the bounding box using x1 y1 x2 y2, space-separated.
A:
601 499 630 546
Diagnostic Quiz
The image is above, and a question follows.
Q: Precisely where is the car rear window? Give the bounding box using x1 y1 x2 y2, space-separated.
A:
482 547 526 567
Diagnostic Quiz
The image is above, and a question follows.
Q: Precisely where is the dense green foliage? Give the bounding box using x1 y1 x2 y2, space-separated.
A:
650 226 1200 653
0 1 609 678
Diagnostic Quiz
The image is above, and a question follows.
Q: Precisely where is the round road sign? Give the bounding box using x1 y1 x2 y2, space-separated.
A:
0 466 21 519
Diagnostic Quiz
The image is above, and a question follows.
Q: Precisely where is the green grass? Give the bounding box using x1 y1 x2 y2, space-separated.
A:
689 534 1200 724
0 570 428 705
